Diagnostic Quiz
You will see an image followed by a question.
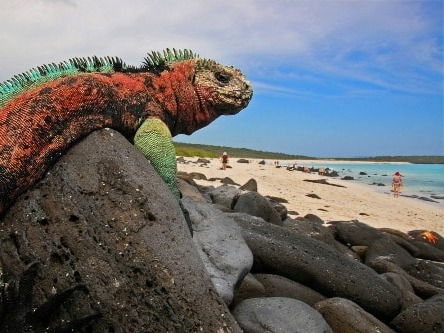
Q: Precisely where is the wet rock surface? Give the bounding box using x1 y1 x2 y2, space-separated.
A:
2 145 444 332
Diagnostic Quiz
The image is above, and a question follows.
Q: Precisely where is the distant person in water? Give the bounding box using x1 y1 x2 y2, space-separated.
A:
392 171 403 198
221 152 229 170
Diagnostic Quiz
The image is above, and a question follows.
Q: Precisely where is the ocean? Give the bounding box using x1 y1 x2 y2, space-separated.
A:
304 162 444 203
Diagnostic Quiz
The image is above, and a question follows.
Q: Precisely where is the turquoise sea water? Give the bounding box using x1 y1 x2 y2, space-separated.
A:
308 163 444 201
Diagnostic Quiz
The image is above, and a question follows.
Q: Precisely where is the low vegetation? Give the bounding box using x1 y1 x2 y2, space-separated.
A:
173 142 444 164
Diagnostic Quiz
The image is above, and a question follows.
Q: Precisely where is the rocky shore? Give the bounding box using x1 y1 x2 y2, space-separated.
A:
0 129 443 332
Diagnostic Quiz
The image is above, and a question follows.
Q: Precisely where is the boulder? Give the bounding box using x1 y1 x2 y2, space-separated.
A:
181 197 253 305
366 238 444 289
410 241 444 262
254 274 326 306
239 178 258 192
233 191 283 225
408 230 444 251
178 178 210 204
265 197 288 221
236 159 249 164
381 272 423 310
231 273 266 307
334 221 419 257
0 129 241 332
283 217 359 260
209 185 243 210
221 177 239 185
231 213 402 320
391 294 444 333
196 158 211 164
232 297 333 333
315 297 396 333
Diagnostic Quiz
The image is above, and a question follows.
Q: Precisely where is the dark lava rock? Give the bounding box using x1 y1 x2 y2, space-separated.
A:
209 185 243 210
258 160 266 165
0 129 240 332
230 214 402 320
196 157 211 164
304 213 324 224
369 259 443 299
315 297 396 333
237 159 249 164
408 230 444 251
188 172 208 180
231 273 266 307
341 176 354 180
325 170 339 177
365 237 417 268
303 179 346 188
359 171 368 175
254 274 326 306
391 294 444 333
239 178 258 192
221 177 239 185
284 217 359 260
265 197 287 221
410 241 444 262
366 238 444 290
233 192 282 225
334 221 418 256
265 195 288 204
306 193 321 199
232 297 333 333
381 272 423 310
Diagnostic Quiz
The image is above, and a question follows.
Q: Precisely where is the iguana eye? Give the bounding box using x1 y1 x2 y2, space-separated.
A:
215 72 231 84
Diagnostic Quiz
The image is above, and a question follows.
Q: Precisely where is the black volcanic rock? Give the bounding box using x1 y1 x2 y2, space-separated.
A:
315 297 396 333
230 213 402 320
233 191 283 225
391 294 444 333
0 129 241 332
239 178 258 192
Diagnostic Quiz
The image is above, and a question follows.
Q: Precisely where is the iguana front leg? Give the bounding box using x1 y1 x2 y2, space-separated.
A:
134 117 180 199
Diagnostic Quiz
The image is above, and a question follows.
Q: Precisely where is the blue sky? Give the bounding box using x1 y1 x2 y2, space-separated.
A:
1 0 442 157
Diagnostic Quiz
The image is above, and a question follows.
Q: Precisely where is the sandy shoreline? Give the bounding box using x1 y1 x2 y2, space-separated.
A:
178 158 444 235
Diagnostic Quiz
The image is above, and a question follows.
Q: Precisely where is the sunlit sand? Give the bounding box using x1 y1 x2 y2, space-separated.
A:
178 158 444 235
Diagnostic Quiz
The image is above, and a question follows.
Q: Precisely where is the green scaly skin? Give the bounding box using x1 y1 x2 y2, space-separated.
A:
134 117 179 198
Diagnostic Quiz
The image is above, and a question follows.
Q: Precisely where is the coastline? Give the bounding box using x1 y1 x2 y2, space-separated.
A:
280 159 411 165
177 157 444 235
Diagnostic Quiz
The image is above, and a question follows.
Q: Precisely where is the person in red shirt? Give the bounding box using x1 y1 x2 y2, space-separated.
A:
221 152 229 170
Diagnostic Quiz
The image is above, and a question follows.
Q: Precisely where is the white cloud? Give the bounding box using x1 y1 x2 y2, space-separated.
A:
0 0 441 94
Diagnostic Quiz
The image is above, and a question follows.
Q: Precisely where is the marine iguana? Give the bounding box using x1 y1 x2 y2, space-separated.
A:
0 48 253 216
0 49 252 331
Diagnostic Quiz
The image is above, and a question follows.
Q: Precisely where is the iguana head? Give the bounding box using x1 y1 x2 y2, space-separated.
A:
145 49 253 136
194 58 253 115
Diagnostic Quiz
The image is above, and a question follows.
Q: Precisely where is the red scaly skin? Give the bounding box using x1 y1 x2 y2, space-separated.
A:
0 58 253 216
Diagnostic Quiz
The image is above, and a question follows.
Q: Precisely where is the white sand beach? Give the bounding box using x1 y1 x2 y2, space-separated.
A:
178 158 444 235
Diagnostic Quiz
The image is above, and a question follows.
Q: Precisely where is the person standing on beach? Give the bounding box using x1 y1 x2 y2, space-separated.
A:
392 171 403 198
221 152 229 170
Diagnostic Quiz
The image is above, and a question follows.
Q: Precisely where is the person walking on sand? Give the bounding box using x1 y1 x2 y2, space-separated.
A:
392 171 403 198
221 152 229 170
